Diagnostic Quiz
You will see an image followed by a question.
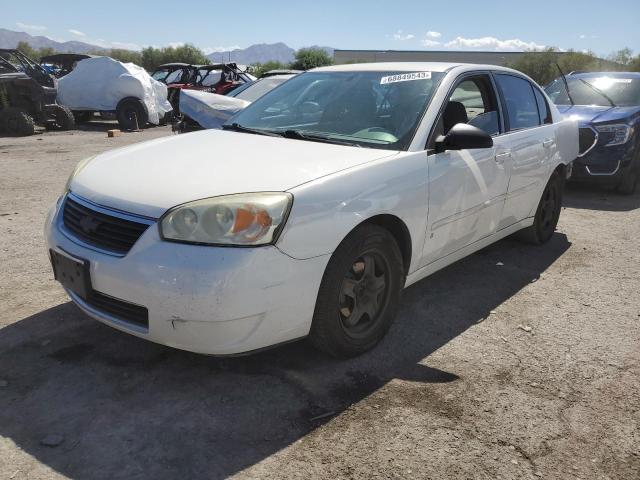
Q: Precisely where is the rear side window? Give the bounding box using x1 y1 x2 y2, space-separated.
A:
495 74 540 130
533 87 552 124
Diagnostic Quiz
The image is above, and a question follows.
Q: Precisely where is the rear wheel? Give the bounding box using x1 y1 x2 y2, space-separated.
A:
116 97 148 130
0 108 35 136
517 171 563 245
47 105 75 131
309 224 404 357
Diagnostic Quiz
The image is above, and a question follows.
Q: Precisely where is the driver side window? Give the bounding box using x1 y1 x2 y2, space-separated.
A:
429 74 501 148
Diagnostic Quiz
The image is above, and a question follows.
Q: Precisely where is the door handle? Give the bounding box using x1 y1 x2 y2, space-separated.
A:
494 151 511 165
542 139 554 148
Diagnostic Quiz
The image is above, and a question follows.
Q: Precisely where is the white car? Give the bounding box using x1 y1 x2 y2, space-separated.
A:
178 73 297 131
45 63 578 357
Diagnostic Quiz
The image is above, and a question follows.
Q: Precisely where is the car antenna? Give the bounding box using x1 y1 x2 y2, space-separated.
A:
556 63 574 106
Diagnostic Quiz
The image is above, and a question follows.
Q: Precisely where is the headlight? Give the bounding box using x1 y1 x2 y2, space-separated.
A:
594 124 633 146
159 193 293 246
64 155 95 193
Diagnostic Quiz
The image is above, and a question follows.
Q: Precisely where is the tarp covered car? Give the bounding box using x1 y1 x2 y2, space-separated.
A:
57 56 172 130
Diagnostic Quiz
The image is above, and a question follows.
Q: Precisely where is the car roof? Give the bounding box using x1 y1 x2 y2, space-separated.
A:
569 71 640 79
312 62 522 74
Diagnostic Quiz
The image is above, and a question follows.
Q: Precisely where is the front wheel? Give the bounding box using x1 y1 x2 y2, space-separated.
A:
517 171 563 245
617 170 637 195
309 224 405 357
116 97 148 130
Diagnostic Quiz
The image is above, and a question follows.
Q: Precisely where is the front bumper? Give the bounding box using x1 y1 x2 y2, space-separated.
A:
570 137 636 185
45 198 330 355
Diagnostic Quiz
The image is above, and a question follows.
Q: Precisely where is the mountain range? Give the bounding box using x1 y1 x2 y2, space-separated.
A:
0 28 105 53
0 28 333 64
207 43 334 65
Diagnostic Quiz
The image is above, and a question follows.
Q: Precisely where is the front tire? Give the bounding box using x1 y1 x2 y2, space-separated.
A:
517 171 563 245
116 97 148 130
617 170 637 195
309 224 404 357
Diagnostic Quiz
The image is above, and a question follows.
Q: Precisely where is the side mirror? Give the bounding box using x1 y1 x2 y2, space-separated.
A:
435 123 493 154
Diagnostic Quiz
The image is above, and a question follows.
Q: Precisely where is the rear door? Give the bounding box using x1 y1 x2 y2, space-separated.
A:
493 74 555 228
421 73 511 265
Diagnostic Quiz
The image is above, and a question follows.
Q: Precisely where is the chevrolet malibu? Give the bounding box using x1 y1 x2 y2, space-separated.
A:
45 63 578 357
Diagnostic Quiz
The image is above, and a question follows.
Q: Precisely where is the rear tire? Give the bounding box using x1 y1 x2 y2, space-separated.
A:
48 105 75 131
517 171 563 245
116 97 148 130
0 108 35 136
309 224 404 357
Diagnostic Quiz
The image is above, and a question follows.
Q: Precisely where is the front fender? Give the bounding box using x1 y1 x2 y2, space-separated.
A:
277 151 429 274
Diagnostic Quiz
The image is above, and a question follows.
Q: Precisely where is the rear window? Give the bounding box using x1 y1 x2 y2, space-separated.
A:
495 74 540 130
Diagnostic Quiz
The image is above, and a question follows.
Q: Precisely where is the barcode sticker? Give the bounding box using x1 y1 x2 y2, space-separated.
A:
380 72 432 85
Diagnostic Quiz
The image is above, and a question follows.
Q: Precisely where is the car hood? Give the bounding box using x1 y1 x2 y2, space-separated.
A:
70 129 398 218
557 105 640 125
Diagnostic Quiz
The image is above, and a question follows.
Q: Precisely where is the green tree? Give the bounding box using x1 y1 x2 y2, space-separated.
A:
508 48 618 85
139 44 209 71
608 48 633 66
16 41 38 60
252 60 288 78
290 47 332 71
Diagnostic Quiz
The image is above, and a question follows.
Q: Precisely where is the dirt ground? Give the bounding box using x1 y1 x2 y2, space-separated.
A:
0 125 638 480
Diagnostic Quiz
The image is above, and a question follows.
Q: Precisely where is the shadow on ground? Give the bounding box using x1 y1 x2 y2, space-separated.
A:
0 234 570 479
563 183 640 211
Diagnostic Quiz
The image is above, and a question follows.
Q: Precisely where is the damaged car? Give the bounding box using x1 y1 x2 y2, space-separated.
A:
46 63 578 357
0 49 75 136
546 71 640 194
175 71 297 132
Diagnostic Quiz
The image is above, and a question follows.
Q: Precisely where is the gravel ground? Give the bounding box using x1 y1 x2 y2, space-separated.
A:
0 126 638 480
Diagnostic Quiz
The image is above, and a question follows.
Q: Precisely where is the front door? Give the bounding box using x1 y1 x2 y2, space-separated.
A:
422 74 511 266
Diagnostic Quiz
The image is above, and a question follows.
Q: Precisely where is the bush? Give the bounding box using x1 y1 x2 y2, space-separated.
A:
290 47 332 71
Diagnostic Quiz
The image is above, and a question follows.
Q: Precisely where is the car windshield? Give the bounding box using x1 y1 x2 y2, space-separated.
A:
228 70 444 150
546 76 640 107
198 69 222 86
230 76 293 102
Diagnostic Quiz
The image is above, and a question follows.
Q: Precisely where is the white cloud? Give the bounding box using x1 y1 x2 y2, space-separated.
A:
388 30 415 41
426 31 441 39
579 34 587 39
202 45 242 55
16 22 47 32
444 36 545 51
421 39 441 48
68 29 86 37
90 38 142 51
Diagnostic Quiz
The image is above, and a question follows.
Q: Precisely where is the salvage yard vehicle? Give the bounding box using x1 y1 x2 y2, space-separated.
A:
0 49 75 136
176 72 297 132
546 72 640 194
40 53 93 78
45 63 578 357
56 56 172 130
151 62 200 110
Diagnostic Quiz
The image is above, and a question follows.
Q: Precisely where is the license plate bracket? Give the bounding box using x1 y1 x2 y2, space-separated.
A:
50 249 91 300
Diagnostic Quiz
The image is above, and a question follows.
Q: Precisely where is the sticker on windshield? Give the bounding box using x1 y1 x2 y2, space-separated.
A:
380 72 432 85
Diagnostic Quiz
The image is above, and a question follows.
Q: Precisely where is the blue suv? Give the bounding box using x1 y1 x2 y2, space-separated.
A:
545 72 640 194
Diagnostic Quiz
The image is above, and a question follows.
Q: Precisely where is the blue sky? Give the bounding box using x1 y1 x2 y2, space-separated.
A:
5 0 639 56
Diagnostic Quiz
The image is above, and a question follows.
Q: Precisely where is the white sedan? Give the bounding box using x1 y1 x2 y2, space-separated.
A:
45 63 578 357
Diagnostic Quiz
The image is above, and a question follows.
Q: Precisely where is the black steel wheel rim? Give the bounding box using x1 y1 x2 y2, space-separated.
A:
338 251 390 338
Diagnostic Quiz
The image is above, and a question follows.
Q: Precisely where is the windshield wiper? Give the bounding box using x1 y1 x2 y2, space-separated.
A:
281 129 363 147
222 123 281 137
578 79 616 107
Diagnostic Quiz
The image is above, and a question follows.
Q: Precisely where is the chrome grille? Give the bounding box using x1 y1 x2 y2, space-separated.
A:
62 195 151 255
578 127 597 157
